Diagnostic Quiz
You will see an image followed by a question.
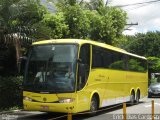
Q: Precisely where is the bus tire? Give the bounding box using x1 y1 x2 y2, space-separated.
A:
89 95 98 115
135 90 140 104
130 91 135 105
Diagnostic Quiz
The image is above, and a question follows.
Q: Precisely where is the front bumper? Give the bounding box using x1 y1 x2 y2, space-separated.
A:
23 100 76 113
148 92 160 97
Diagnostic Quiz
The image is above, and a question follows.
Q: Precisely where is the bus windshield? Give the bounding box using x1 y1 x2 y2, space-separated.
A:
23 44 78 93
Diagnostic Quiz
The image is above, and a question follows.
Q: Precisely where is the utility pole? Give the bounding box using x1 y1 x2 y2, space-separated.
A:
126 22 138 26
125 22 138 30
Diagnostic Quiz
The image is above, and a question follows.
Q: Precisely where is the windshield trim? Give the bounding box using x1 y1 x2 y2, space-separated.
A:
23 43 79 94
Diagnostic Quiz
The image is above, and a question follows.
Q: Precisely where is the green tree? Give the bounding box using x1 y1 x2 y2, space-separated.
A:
0 0 46 36
0 0 47 75
147 57 160 84
148 57 160 73
63 5 90 39
52 0 127 44
41 12 69 38
123 32 160 57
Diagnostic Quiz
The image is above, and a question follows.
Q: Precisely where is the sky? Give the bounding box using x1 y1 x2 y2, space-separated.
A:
108 0 160 35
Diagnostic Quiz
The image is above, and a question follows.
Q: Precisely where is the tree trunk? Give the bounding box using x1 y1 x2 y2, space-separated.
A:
14 34 22 73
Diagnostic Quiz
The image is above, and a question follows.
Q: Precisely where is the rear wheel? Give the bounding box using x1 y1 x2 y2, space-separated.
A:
90 96 98 115
130 91 135 105
135 91 140 104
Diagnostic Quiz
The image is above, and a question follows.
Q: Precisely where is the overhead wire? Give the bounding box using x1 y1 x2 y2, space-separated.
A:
109 0 160 11
115 0 160 8
107 0 160 12
108 0 160 32
123 4 153 11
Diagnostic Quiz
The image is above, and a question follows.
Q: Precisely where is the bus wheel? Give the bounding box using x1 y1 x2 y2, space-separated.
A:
136 91 140 104
130 91 135 105
90 96 98 115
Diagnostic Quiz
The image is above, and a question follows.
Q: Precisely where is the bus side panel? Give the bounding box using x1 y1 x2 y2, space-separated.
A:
126 71 148 98
76 90 91 112
85 69 127 108
109 69 127 97
83 69 148 109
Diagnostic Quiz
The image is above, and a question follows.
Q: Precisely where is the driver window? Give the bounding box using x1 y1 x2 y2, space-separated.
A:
77 44 90 90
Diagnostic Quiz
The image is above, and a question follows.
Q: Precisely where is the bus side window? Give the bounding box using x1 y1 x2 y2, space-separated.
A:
77 44 90 90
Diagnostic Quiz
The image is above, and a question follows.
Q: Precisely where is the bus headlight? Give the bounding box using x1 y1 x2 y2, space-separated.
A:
23 96 32 102
59 98 75 103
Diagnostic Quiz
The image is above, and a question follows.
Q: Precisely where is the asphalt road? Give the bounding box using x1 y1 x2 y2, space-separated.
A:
1 97 160 120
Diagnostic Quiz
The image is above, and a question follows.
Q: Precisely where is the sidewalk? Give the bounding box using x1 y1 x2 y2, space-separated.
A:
0 109 22 115
0 110 45 120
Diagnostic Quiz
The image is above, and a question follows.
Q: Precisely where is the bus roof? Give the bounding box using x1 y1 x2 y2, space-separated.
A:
32 39 146 60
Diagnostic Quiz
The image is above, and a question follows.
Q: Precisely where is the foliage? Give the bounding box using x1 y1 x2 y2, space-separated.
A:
0 0 49 76
9 0 46 26
0 0 48 44
50 0 127 44
97 7 126 44
63 5 90 39
53 0 84 11
122 32 160 57
0 76 23 109
42 12 69 38
147 57 160 73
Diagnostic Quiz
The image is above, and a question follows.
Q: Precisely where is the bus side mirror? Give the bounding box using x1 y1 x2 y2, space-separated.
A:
19 56 27 75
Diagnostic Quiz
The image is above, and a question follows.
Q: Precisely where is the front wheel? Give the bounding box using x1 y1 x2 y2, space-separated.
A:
90 96 98 115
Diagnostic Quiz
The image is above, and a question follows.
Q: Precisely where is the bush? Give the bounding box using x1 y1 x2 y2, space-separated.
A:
0 76 23 110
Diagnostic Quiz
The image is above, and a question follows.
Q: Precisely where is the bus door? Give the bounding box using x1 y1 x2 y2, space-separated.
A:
76 44 91 112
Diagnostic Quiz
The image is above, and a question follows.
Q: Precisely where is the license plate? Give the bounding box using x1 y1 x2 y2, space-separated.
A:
41 105 49 110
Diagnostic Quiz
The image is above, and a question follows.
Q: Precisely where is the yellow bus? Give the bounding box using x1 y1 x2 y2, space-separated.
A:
23 39 148 113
